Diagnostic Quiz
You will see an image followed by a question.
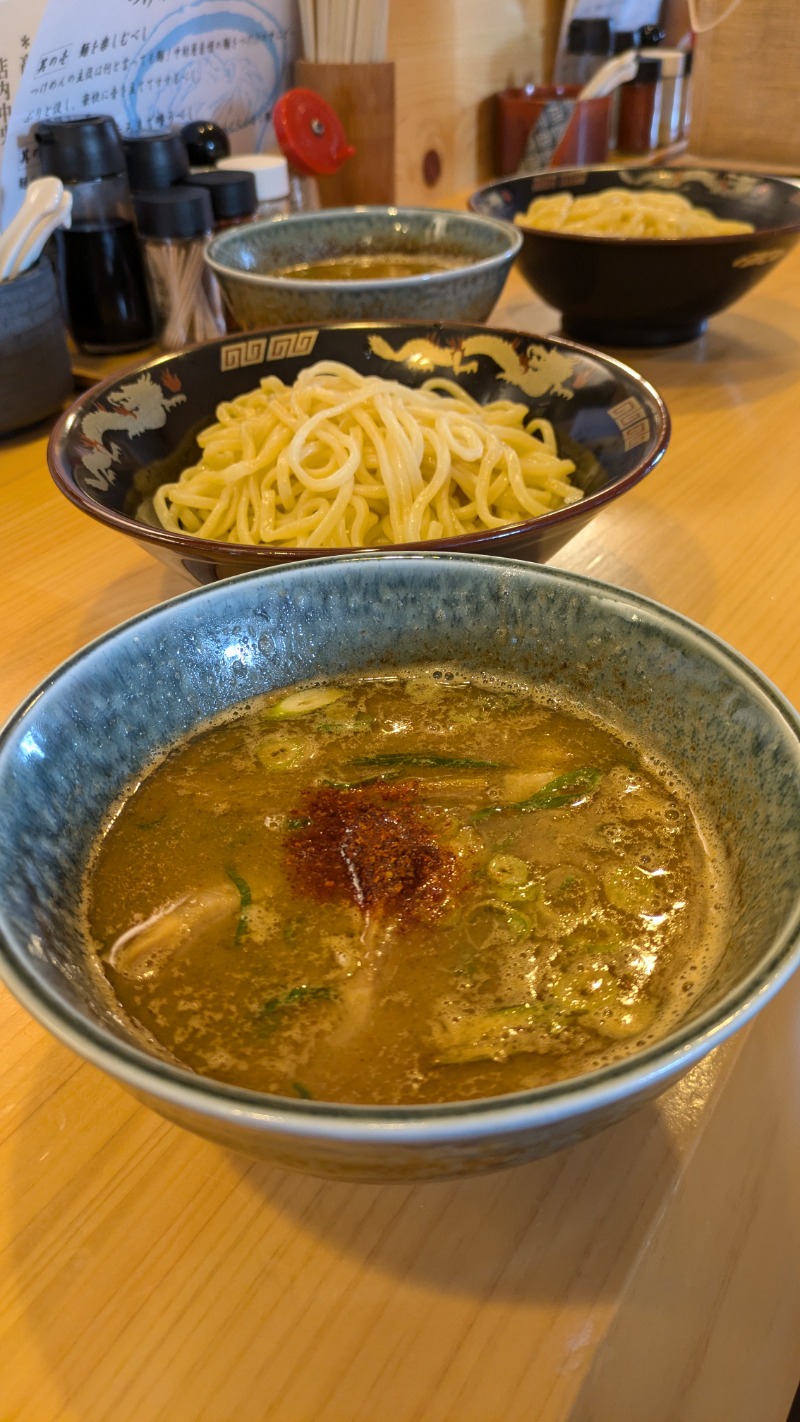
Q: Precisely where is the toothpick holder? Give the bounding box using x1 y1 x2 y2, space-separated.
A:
294 60 395 206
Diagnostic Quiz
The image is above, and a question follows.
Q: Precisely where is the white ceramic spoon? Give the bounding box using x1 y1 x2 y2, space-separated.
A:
0 177 65 281
7 190 73 279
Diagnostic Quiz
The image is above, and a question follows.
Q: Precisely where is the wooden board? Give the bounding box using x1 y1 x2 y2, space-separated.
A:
387 0 563 204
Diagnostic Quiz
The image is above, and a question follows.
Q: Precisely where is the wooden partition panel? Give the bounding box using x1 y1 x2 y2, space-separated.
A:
387 0 562 204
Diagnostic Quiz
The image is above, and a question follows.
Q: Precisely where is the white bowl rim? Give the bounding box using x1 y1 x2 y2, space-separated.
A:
1 551 799 1147
204 203 523 289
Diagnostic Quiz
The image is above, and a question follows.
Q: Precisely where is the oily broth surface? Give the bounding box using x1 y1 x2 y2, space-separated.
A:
273 252 471 281
84 671 729 1106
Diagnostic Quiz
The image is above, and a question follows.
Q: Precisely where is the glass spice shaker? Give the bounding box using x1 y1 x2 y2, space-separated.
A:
617 56 664 155
609 30 642 152
679 49 694 140
123 131 190 193
35 114 155 354
184 169 258 230
134 186 226 351
555 18 612 88
215 153 291 219
657 50 689 149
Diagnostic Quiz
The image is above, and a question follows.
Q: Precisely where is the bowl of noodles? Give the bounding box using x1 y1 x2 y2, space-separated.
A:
48 319 668 585
469 167 800 346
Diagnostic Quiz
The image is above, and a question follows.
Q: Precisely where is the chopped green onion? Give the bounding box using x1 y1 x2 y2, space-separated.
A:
225 869 251 941
473 767 601 821
264 688 345 719
256 737 313 771
350 753 505 770
487 853 530 887
259 984 336 1029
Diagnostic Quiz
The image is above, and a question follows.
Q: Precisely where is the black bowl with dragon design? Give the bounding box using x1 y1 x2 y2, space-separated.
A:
48 320 669 584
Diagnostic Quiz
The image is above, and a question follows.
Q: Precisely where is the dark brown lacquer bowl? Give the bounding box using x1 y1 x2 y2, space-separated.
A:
470 167 800 347
48 319 669 585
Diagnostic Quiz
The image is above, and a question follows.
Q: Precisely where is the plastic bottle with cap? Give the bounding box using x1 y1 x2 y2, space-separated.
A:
272 88 356 212
184 168 258 229
35 113 155 353
215 154 291 219
134 185 226 350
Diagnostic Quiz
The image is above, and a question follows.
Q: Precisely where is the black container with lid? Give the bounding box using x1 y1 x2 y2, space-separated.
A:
135 185 214 239
123 131 190 191
35 114 155 354
556 17 612 86
180 120 231 168
184 169 258 227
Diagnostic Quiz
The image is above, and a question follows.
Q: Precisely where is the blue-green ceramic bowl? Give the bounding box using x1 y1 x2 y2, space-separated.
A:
204 206 522 327
2 554 799 1180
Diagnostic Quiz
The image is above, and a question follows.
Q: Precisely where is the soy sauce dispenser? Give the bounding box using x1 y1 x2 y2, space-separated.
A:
36 114 155 353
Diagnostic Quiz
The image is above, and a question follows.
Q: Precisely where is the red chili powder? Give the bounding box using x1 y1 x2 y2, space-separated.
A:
284 781 459 920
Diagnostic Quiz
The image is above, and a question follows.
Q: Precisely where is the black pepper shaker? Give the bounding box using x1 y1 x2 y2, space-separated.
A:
184 169 258 229
123 131 191 192
35 115 155 354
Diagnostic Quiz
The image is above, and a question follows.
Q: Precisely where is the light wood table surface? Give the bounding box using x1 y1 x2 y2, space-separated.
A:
2 248 800 1422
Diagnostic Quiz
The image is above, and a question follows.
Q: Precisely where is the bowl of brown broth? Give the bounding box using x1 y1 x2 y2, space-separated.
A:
204 206 523 327
1 553 799 1180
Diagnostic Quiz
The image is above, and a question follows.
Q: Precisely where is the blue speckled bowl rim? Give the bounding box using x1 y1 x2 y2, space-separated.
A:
205 205 523 289
47 319 671 566
2 552 799 1147
469 166 800 246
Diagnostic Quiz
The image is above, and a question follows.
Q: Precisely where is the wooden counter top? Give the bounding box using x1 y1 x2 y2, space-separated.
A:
2 251 800 1422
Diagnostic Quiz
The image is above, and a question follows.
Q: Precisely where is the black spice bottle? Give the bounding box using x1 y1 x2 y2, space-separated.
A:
183 168 258 229
36 114 155 354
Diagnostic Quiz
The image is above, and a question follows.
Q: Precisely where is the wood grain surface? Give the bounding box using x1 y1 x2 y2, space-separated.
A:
2 244 800 1422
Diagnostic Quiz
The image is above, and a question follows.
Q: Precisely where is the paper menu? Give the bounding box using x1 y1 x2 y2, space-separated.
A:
0 0 298 225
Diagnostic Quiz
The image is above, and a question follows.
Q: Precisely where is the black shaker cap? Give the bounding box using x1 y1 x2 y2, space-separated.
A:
567 18 612 55
184 168 257 222
35 114 125 181
614 29 642 53
134 185 215 239
123 132 190 191
634 56 662 82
